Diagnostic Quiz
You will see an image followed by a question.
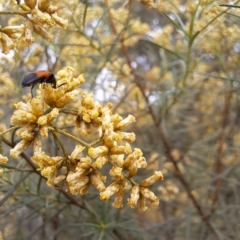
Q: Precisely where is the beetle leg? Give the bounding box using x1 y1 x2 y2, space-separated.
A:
31 85 34 98
57 83 67 88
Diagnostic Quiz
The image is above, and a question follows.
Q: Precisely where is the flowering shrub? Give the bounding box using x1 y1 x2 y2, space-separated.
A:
1 0 240 239
1 66 163 210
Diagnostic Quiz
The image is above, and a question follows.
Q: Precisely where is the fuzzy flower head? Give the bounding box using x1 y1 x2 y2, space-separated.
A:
32 151 64 186
75 92 102 136
40 67 85 108
11 98 59 139
0 24 24 53
25 0 68 42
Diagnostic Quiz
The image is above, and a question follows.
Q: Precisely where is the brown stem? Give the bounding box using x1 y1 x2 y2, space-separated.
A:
210 91 232 206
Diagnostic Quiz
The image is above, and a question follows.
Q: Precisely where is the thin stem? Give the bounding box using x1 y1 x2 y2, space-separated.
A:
0 126 19 137
50 126 91 148
89 137 103 147
59 108 78 115
51 131 69 159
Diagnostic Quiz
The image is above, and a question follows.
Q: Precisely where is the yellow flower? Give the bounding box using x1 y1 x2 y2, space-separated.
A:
23 19 35 44
100 182 121 201
51 13 68 29
112 186 124 208
110 142 132 155
33 136 42 155
88 146 109 159
70 145 86 162
0 32 15 54
140 171 164 187
66 171 90 195
11 99 59 139
2 25 24 39
41 68 85 108
109 166 124 180
10 140 31 159
33 24 53 42
0 154 8 164
92 156 108 170
114 115 136 130
90 171 106 192
25 0 37 9
140 187 159 206
31 9 55 26
41 165 57 186
127 186 140 208
32 151 63 170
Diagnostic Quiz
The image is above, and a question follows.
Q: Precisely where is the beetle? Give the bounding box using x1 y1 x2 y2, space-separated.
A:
22 70 65 97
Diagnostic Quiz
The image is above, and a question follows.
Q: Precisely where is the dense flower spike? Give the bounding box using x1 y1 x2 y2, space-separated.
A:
41 67 85 108
0 1 68 54
11 98 59 139
6 66 163 210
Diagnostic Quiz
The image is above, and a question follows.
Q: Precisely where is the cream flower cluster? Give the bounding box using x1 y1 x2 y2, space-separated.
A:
0 0 68 53
5 66 163 211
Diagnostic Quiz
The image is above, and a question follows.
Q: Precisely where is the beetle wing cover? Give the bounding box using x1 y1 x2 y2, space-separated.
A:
22 71 51 87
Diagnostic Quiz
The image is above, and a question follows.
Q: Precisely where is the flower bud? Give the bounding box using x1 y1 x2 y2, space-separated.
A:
0 32 15 54
47 108 59 122
109 166 124 180
68 176 89 195
31 8 55 26
2 25 24 39
90 171 106 192
140 171 163 187
128 162 138 177
0 154 8 164
24 0 37 9
70 145 85 160
110 154 124 167
100 182 121 201
54 175 66 185
16 124 36 141
136 157 147 168
38 0 50 12
79 182 91 195
140 187 159 206
127 186 140 208
51 12 68 28
112 186 124 208
33 24 53 42
10 140 31 159
24 19 35 43
110 143 132 155
41 165 57 186
88 146 109 159
92 156 108 170
139 194 148 211
120 132 136 142
115 115 135 130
